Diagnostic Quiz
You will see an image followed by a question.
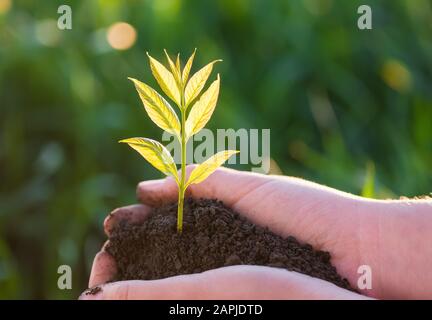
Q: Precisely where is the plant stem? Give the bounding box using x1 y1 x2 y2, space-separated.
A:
177 86 187 233
177 185 185 233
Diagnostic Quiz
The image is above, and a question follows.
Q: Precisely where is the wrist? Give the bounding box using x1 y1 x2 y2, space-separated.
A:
355 196 432 298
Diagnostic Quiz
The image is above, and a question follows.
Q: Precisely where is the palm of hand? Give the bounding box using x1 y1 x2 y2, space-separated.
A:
83 167 397 299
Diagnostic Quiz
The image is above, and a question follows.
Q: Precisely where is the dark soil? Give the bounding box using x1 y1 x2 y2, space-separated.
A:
84 286 102 296
106 198 353 291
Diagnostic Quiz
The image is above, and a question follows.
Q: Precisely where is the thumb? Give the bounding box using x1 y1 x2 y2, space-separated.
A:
137 166 269 208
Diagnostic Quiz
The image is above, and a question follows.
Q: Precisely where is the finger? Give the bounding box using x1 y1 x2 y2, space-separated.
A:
136 178 179 207
104 204 152 237
88 249 117 288
80 265 368 300
137 166 269 208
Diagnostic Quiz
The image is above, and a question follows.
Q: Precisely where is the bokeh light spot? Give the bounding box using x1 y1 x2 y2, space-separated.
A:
0 0 11 15
107 22 137 51
35 19 62 47
381 59 412 92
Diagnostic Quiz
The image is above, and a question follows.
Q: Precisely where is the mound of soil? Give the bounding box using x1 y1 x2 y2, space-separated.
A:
106 198 353 291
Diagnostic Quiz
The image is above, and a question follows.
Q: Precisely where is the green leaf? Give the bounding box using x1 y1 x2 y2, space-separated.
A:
182 49 196 86
185 74 220 140
184 59 221 107
175 54 181 74
119 137 179 184
164 49 182 88
186 150 239 186
147 52 181 106
128 77 180 138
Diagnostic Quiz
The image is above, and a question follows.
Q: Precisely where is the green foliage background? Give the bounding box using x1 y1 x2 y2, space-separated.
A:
0 0 431 299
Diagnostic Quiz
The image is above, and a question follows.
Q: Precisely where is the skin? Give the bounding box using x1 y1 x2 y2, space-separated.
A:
80 166 432 300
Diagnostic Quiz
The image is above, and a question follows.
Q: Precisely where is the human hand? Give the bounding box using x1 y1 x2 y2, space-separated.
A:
81 167 432 299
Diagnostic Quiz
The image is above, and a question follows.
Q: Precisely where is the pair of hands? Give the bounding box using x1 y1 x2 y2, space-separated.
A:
80 167 432 299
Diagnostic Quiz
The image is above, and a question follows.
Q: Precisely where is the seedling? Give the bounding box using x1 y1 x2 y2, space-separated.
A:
120 50 238 233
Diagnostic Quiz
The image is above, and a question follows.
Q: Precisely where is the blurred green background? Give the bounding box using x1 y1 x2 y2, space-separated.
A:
0 0 431 299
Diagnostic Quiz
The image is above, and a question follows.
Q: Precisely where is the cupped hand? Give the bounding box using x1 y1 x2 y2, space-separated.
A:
81 166 432 300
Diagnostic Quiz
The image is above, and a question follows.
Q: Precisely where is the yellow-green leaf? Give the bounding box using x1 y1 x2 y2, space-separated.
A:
129 78 180 137
119 137 179 183
185 75 220 140
186 150 239 186
175 54 181 73
164 49 181 87
147 53 181 106
182 49 196 85
184 59 221 107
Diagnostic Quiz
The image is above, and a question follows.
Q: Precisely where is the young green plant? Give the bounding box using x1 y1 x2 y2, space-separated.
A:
120 50 238 233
